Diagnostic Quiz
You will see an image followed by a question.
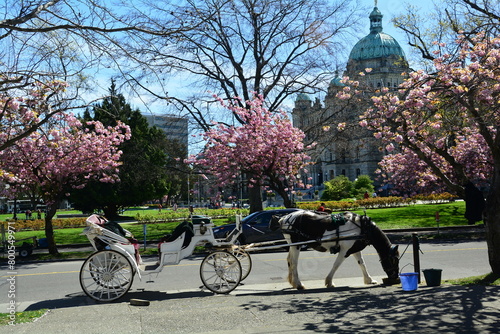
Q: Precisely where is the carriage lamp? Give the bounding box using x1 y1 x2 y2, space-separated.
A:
200 222 207 235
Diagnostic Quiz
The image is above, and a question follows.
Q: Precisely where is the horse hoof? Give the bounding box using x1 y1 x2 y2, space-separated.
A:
382 277 400 285
297 285 305 290
326 284 335 288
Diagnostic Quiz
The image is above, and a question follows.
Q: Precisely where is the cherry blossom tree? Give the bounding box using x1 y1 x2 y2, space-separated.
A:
0 81 130 254
358 33 500 275
187 95 311 210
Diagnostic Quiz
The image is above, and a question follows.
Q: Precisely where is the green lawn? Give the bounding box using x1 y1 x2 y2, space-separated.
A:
352 201 467 229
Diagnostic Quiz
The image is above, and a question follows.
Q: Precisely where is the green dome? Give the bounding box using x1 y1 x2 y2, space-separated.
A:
349 32 405 60
296 93 311 101
330 76 344 87
348 6 406 61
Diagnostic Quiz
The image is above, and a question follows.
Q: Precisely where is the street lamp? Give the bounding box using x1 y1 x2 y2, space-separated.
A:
4 184 17 220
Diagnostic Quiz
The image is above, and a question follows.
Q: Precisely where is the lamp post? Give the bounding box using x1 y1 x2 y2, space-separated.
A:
5 184 17 220
13 198 17 220
187 171 190 207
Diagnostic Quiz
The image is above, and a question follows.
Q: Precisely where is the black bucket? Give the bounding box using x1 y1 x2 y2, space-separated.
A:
423 269 442 287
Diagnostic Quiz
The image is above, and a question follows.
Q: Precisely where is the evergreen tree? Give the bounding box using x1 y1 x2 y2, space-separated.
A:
71 81 187 218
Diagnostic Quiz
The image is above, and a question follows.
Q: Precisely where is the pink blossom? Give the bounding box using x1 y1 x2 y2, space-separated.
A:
187 94 311 204
360 33 498 196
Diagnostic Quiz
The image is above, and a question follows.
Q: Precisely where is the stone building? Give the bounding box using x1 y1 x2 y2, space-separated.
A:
293 5 409 190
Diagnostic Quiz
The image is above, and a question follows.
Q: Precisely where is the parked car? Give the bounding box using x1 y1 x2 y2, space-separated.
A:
212 208 300 245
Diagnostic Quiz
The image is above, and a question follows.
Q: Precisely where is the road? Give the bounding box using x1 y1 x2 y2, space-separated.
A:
0 240 490 312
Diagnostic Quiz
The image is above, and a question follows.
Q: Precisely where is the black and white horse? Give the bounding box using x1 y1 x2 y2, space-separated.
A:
270 210 399 290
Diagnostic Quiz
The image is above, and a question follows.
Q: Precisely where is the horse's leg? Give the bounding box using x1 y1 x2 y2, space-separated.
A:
287 246 304 290
324 248 348 288
352 252 377 285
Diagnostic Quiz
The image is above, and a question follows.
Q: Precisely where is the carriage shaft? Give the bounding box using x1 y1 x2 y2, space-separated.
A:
243 233 362 252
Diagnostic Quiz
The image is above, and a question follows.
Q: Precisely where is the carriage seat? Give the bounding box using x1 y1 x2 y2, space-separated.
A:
159 220 194 250
85 214 141 263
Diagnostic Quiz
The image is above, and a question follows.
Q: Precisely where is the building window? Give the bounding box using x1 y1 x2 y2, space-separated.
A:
341 169 346 176
356 168 361 177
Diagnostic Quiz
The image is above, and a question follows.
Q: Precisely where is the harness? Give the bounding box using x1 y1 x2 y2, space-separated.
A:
283 212 348 243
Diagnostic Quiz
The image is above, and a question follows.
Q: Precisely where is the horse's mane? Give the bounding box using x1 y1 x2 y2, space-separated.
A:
363 217 392 251
363 217 399 277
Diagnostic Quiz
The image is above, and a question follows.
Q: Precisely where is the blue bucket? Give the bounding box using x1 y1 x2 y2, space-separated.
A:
400 272 418 291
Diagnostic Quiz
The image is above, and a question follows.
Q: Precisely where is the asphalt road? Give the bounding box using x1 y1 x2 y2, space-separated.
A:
0 239 490 313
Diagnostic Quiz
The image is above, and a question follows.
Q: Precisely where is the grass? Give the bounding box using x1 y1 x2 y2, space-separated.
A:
445 272 500 286
351 202 466 229
0 309 48 326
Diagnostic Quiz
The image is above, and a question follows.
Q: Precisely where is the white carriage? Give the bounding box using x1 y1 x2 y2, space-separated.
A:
79 214 251 302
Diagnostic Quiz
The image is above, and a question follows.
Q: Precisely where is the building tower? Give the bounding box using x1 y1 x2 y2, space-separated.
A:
293 3 409 191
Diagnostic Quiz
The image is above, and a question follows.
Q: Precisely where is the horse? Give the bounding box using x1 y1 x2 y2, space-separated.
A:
269 210 399 290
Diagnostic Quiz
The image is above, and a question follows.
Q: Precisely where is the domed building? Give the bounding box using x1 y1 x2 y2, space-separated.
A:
346 6 408 88
293 4 409 191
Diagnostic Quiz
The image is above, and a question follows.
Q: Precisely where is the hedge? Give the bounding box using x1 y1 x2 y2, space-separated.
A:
297 193 458 211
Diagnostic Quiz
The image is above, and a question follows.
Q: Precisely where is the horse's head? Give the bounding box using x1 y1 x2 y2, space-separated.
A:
381 245 400 279
361 216 400 280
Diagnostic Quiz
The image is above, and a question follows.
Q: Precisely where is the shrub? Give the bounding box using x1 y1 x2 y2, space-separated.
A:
298 196 415 211
134 208 250 223
411 192 458 203
321 175 353 201
0 218 88 231
352 175 375 199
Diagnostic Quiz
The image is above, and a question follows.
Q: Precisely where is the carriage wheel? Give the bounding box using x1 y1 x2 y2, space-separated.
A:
80 250 134 302
232 248 252 281
200 251 242 294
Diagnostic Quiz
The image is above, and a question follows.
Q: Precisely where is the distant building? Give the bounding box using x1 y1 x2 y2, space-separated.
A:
143 114 189 150
293 5 409 188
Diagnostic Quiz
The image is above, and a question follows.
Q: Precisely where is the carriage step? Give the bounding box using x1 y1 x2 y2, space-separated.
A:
142 263 161 272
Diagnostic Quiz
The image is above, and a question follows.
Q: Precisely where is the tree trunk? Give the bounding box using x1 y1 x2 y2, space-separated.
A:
103 204 119 219
276 188 294 208
44 202 59 255
248 185 263 213
484 174 500 277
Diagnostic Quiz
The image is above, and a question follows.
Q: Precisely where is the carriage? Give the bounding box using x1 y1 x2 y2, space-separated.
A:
79 214 252 302
79 210 400 302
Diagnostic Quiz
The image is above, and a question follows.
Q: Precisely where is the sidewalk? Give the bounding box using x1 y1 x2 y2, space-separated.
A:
8 277 500 334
